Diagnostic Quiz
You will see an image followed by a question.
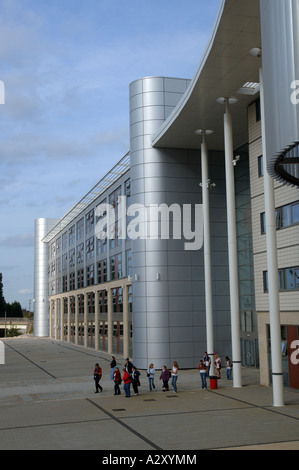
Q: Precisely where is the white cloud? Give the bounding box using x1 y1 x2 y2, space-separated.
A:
0 233 34 248
18 289 33 295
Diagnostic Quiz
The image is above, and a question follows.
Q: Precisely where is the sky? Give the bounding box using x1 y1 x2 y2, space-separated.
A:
0 0 222 309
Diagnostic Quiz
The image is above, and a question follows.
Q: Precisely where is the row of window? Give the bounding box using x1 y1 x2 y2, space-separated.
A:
50 233 131 275
50 180 131 260
263 266 299 292
58 286 133 315
50 251 132 296
261 200 299 234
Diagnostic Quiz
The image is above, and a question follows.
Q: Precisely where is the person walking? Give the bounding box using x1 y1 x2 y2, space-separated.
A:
110 355 116 380
94 363 103 393
113 367 121 395
225 356 233 380
215 354 222 379
171 361 179 393
147 363 156 391
198 360 207 389
122 368 131 397
203 352 211 377
159 366 170 391
131 366 141 395
125 357 133 374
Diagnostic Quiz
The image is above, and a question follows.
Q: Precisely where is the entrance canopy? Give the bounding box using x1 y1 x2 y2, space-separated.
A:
152 0 261 152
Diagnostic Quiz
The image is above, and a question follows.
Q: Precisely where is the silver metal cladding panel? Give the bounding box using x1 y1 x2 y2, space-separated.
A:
260 0 299 185
34 218 59 337
129 77 231 369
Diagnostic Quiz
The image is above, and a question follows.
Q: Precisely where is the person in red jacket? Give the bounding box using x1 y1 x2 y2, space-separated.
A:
113 367 121 395
94 363 103 393
122 368 131 397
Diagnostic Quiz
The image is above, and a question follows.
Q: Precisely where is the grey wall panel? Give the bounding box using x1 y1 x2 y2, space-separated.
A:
169 296 193 312
147 327 170 343
146 296 169 313
142 77 164 93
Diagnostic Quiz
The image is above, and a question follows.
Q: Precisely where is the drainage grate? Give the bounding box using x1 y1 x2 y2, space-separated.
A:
112 408 126 412
143 399 156 402
166 395 178 398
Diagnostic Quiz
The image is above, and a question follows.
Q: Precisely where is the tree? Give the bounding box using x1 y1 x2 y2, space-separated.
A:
0 273 23 318
5 302 23 318
6 327 22 338
0 273 6 317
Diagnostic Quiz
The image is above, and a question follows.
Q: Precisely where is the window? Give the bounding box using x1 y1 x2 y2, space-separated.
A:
98 260 107 284
51 242 56 259
56 237 61 255
88 293 95 314
125 179 131 207
50 280 55 296
69 248 75 268
87 264 94 286
110 221 122 249
77 218 84 240
283 268 294 290
110 256 116 280
69 272 75 291
109 187 121 243
261 201 299 233
256 98 261 122
77 269 84 289
86 237 94 260
78 294 84 314
128 285 133 313
281 205 291 228
62 275 68 293
56 257 61 275
56 278 61 295
112 287 123 313
258 155 263 177
99 290 107 314
77 243 84 264
109 186 121 211
292 202 299 224
69 225 75 246
97 237 107 255
264 266 299 292
62 253 68 271
62 232 68 251
86 209 94 234
51 261 56 276
110 254 123 281
126 249 132 276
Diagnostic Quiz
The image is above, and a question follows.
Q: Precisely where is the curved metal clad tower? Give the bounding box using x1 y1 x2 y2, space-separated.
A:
130 77 194 369
34 218 59 337
129 76 231 369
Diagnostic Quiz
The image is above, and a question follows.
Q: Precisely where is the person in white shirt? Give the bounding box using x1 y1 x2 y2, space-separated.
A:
171 361 179 393
147 363 156 391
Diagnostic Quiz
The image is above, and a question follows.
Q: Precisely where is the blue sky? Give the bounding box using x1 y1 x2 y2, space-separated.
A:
0 0 222 309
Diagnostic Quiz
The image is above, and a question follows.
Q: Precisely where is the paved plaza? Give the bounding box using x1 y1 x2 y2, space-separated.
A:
0 336 298 451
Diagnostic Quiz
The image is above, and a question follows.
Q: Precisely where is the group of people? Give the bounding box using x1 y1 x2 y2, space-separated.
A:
93 357 180 397
146 361 179 393
93 353 232 396
198 352 233 389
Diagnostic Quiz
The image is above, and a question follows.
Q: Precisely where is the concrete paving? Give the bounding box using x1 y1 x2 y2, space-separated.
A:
0 336 298 451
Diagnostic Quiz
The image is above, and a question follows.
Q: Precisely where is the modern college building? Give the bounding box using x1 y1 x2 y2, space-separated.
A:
34 0 299 399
